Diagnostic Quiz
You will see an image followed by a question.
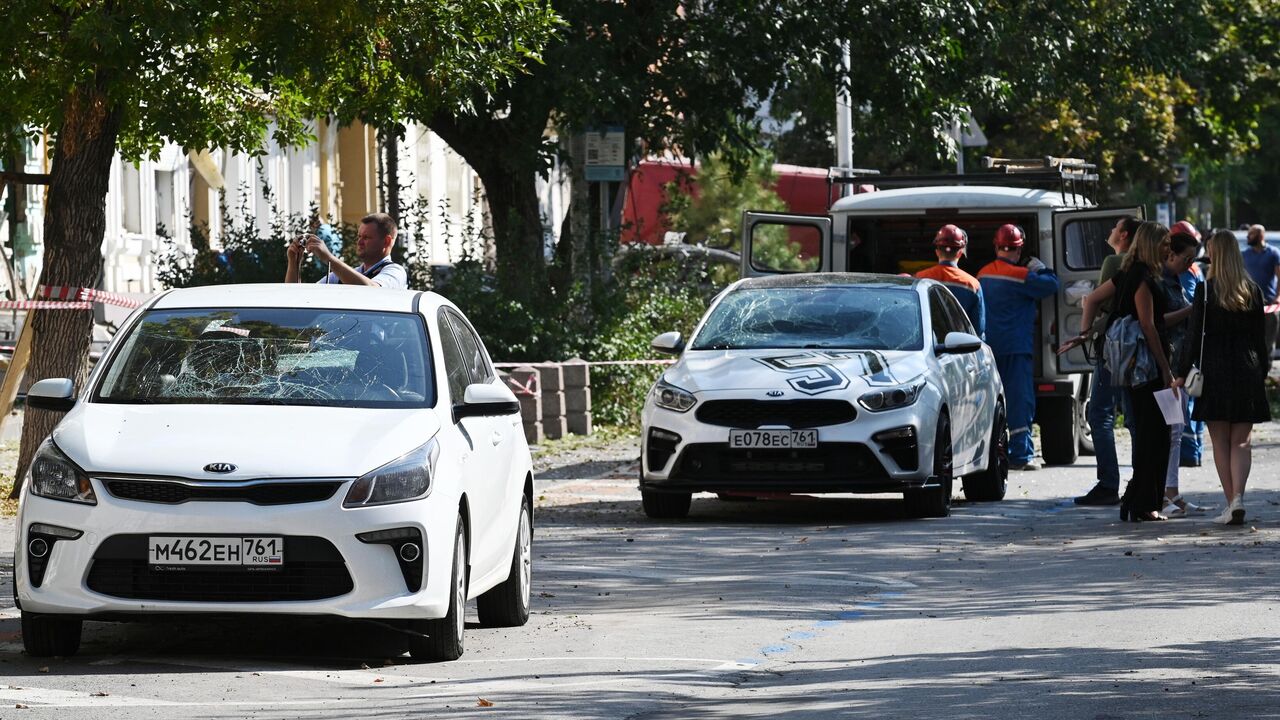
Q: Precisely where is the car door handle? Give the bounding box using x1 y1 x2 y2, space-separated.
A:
490 430 504 446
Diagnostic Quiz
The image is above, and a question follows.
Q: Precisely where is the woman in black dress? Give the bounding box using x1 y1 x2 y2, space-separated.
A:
1176 230 1271 525
1112 222 1176 522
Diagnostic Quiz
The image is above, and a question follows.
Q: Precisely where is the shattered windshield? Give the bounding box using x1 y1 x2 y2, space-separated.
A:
96 308 432 408
691 287 923 351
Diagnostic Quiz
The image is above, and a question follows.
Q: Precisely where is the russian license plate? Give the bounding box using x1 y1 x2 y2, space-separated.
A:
148 536 284 566
728 429 819 449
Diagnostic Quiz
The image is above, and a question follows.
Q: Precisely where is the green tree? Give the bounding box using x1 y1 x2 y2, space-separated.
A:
424 0 1009 304
662 152 813 275
0 0 557 494
767 1 1280 206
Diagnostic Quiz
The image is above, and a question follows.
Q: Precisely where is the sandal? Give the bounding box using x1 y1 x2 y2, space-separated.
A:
1163 494 1212 518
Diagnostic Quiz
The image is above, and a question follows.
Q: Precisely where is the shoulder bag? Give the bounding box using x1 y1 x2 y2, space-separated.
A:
1184 291 1207 397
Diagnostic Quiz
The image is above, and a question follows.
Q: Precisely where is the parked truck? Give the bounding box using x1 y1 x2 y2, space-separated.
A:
739 157 1142 465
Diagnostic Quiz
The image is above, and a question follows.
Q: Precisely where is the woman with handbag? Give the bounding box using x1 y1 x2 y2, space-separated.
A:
1108 222 1178 522
1176 229 1271 525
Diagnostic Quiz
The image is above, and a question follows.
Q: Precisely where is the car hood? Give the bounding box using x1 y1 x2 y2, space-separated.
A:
52 403 440 479
663 349 929 394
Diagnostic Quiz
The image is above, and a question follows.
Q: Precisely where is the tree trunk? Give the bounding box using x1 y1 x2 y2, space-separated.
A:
11 84 122 497
475 164 546 303
428 113 550 305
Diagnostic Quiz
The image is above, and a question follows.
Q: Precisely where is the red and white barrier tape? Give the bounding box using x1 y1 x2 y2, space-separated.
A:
0 286 145 311
0 300 93 310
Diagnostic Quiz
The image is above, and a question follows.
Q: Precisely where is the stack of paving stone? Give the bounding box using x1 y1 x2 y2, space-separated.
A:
502 361 593 445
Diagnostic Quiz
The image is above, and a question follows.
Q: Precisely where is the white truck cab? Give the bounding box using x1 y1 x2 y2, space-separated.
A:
740 159 1142 465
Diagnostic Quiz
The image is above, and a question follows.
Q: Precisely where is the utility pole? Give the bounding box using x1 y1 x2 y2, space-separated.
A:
835 42 853 182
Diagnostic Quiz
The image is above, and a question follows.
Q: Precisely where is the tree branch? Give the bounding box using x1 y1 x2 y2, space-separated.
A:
1 171 52 185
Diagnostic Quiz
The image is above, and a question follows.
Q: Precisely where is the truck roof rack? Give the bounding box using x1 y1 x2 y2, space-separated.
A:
826 156 1099 207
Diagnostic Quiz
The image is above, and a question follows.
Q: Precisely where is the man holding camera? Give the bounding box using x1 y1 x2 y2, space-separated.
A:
285 212 407 289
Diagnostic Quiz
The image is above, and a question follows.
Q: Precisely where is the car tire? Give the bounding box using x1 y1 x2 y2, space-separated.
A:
963 401 1008 502
904 413 953 519
409 517 466 662
477 496 532 628
1039 396 1080 466
641 488 692 519
21 611 82 658
1078 385 1095 456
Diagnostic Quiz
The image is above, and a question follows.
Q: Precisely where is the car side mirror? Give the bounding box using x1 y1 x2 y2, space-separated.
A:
936 332 983 355
651 331 684 355
455 382 520 421
27 378 76 412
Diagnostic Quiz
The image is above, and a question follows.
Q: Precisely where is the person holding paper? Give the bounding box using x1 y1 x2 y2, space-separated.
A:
1175 230 1271 526
1107 222 1176 522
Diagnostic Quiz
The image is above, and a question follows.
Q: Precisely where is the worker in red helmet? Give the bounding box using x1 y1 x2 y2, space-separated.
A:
1169 220 1202 242
978 223 1060 470
916 225 985 338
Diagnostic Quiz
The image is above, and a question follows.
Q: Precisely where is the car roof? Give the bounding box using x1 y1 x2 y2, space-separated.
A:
150 283 438 313
734 273 917 290
830 185 1088 213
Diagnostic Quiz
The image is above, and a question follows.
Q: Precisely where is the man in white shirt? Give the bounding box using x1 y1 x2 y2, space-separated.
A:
285 212 408 289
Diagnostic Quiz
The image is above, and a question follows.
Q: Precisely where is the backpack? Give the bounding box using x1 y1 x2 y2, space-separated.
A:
1102 314 1158 387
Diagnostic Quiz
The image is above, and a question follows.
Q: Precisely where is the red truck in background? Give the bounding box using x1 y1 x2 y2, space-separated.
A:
619 159 833 247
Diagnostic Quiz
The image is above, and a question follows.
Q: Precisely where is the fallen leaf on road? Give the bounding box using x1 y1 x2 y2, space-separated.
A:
16 703 29 708
90 692 109 697
477 698 495 707
1124 551 1134 556
539 592 556 598
373 678 383 683
798 537 808 543
360 663 371 670
37 667 48 673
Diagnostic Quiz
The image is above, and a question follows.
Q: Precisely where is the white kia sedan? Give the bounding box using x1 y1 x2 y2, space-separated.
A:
640 273 1007 519
13 284 533 661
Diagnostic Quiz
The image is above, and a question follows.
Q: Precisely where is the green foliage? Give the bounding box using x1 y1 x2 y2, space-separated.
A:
0 0 560 161
766 0 1280 213
662 151 813 275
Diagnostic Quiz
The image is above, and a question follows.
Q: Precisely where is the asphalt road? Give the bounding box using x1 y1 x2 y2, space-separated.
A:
2 429 1280 719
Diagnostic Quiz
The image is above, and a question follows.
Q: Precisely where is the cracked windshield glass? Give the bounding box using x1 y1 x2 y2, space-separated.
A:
96 309 432 407
691 287 923 351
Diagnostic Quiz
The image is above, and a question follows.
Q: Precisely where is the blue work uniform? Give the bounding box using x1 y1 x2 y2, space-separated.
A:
916 261 986 339
977 257 1060 465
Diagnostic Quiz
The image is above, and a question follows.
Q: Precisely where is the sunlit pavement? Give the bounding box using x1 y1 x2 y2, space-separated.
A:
2 427 1279 719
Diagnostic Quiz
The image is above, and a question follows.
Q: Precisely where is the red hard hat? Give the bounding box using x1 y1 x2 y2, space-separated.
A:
1169 220 1201 241
934 224 968 250
994 224 1025 250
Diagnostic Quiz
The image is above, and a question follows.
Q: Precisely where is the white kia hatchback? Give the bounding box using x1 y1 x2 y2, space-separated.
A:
13 284 533 661
641 273 1008 520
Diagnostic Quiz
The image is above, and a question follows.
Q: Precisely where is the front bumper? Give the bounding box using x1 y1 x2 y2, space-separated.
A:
640 393 942 495
14 479 457 620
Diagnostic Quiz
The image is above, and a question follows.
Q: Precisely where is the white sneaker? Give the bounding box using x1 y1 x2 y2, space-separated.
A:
1229 495 1246 525
1212 506 1235 525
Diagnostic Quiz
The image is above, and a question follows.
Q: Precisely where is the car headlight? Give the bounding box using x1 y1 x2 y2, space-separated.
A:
28 438 96 505
344 437 441 508
651 379 696 412
858 380 926 412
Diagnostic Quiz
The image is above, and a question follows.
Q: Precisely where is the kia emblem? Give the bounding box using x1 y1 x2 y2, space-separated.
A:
766 390 784 397
204 462 237 474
